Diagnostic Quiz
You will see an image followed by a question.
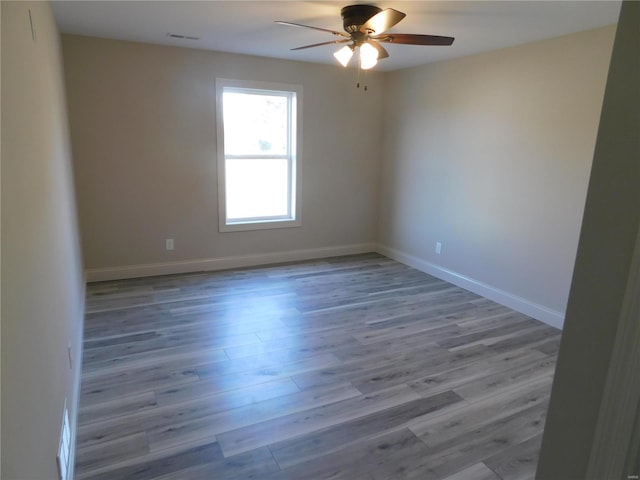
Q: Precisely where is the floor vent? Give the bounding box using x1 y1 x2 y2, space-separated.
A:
56 404 71 480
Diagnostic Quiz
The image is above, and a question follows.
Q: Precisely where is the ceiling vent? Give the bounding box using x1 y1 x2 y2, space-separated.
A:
166 33 200 40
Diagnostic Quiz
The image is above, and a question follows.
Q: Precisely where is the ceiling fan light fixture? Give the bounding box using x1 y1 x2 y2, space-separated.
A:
359 42 378 70
333 44 354 67
278 5 455 72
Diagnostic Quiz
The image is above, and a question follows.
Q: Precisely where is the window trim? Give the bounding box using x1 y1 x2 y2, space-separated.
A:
216 78 302 233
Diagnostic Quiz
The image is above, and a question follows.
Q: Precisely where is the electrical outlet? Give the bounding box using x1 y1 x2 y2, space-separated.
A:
165 239 174 251
435 242 442 255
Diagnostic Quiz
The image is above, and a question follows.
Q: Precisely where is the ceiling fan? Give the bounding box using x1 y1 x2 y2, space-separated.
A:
276 4 455 70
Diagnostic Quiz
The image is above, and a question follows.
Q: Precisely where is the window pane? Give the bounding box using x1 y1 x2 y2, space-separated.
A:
223 92 288 156
226 158 289 220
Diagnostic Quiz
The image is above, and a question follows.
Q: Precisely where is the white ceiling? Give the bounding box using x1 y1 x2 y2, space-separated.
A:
51 1 621 71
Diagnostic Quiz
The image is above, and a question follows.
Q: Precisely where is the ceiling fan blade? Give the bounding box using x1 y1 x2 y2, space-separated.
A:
360 8 406 34
376 34 455 46
275 21 349 38
291 39 351 51
368 40 389 59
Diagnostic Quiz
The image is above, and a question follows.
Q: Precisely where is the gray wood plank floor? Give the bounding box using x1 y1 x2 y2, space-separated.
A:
75 253 560 480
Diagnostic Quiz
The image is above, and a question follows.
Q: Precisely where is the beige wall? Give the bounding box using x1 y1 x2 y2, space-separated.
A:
378 26 615 325
61 35 385 274
537 2 640 477
1 2 85 479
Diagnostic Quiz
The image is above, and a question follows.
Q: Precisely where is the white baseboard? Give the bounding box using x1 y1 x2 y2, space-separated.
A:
376 244 565 329
85 243 377 282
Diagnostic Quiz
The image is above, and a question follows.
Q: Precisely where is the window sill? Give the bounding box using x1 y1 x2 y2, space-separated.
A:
219 218 302 233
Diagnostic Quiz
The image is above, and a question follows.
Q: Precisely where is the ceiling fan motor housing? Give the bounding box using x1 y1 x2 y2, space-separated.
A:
341 4 382 33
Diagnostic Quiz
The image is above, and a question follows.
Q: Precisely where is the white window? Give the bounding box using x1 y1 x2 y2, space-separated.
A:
216 79 302 232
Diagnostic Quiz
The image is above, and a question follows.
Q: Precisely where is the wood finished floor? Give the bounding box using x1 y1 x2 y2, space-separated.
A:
75 253 560 480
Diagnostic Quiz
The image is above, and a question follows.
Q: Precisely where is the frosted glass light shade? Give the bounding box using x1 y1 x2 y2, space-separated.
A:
359 42 378 70
333 45 354 67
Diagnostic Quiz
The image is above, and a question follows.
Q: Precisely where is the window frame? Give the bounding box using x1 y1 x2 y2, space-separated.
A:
216 78 302 233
